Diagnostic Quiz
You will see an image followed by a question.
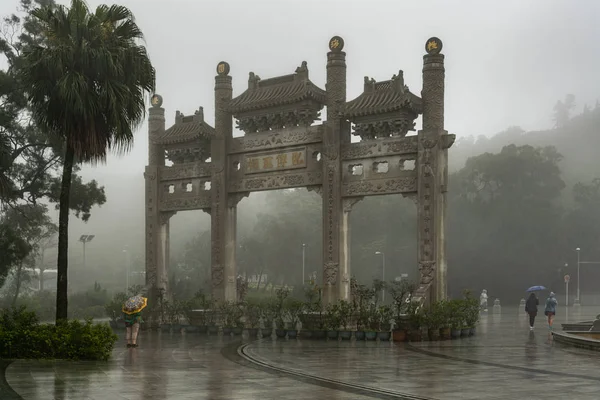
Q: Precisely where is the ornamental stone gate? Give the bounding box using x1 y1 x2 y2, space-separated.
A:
144 36 454 306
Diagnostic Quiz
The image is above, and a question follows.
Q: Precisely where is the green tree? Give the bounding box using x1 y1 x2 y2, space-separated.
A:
448 144 566 297
18 0 155 321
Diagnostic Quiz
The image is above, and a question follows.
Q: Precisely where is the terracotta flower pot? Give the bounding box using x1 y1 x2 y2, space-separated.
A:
392 330 407 342
439 327 451 340
428 328 440 341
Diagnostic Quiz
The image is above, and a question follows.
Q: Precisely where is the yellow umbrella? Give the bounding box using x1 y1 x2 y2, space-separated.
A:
122 295 148 315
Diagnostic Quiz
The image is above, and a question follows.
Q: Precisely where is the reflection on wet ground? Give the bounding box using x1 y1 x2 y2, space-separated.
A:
4 307 600 400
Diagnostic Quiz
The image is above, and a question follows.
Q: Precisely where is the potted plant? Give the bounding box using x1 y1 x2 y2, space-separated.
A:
377 305 393 341
437 300 452 340
388 279 415 342
449 299 463 339
205 299 218 335
407 301 424 342
463 290 479 336
245 299 261 338
231 302 244 336
274 288 290 339
337 300 354 340
216 301 230 336
325 304 340 340
350 278 373 341
260 297 276 339
285 298 303 339
162 300 182 333
365 303 379 341
423 302 441 341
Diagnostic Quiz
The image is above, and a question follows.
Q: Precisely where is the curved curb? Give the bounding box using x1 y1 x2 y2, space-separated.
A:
0 361 23 400
405 343 600 382
236 341 436 400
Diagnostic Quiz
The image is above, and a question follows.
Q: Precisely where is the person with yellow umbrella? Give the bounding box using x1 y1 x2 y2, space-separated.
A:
122 294 147 348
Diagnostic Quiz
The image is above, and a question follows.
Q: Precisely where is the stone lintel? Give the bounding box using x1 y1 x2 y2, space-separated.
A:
341 136 418 161
342 175 417 197
159 162 212 181
229 170 323 193
159 192 212 212
229 125 323 154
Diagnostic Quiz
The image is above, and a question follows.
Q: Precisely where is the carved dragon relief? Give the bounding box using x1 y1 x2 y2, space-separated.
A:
212 264 224 288
324 262 339 285
418 261 436 286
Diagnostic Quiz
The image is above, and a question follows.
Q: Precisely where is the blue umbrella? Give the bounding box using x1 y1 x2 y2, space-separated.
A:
526 285 546 292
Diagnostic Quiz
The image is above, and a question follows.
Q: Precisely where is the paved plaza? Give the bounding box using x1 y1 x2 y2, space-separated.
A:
1 307 599 400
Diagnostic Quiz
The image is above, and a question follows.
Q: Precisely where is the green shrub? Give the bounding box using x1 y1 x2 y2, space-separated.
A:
0 307 118 361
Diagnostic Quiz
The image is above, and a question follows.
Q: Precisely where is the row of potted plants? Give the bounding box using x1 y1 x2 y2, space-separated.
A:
106 283 480 342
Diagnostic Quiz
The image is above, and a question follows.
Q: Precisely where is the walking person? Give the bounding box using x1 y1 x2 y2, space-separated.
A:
525 292 539 330
122 294 147 348
544 292 558 330
124 311 143 348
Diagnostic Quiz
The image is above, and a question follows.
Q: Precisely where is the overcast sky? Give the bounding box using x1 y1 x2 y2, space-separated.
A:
2 0 600 180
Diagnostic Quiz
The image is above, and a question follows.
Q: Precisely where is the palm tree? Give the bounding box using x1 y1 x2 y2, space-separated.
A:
19 0 155 322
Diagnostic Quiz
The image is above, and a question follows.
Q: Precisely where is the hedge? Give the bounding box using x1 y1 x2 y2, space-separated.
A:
0 307 118 361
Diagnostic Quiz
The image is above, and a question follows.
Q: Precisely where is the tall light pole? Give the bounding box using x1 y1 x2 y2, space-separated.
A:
375 251 385 303
575 248 581 307
79 235 95 269
123 248 131 291
564 263 569 307
302 243 306 285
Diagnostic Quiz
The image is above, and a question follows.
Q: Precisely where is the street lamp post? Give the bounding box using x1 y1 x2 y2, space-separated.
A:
375 251 385 303
564 263 569 307
575 248 581 307
123 248 131 291
79 235 95 269
302 243 306 285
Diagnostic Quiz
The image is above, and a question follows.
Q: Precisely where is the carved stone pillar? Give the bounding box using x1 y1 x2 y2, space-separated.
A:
322 36 347 305
212 62 237 302
340 197 362 300
416 38 447 304
145 96 166 297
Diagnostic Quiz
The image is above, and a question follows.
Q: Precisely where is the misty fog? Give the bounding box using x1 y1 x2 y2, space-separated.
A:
3 0 600 306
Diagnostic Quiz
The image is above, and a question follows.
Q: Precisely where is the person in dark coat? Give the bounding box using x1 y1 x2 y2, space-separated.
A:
525 292 539 330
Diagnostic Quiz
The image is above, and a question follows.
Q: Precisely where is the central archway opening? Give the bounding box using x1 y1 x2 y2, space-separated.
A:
237 188 322 298
350 194 417 304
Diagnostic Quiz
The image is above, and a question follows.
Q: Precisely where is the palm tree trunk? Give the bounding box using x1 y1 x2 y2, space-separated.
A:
55 144 75 322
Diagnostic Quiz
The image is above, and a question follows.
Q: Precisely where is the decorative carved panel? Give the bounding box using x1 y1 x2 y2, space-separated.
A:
341 136 418 161
229 171 323 193
159 193 211 212
159 162 212 181
229 125 323 154
342 176 417 197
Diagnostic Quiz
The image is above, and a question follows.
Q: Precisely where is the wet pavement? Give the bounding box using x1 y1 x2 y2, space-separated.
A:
3 307 600 399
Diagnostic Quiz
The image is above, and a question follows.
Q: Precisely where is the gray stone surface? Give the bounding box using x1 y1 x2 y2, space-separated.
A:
5 307 600 399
